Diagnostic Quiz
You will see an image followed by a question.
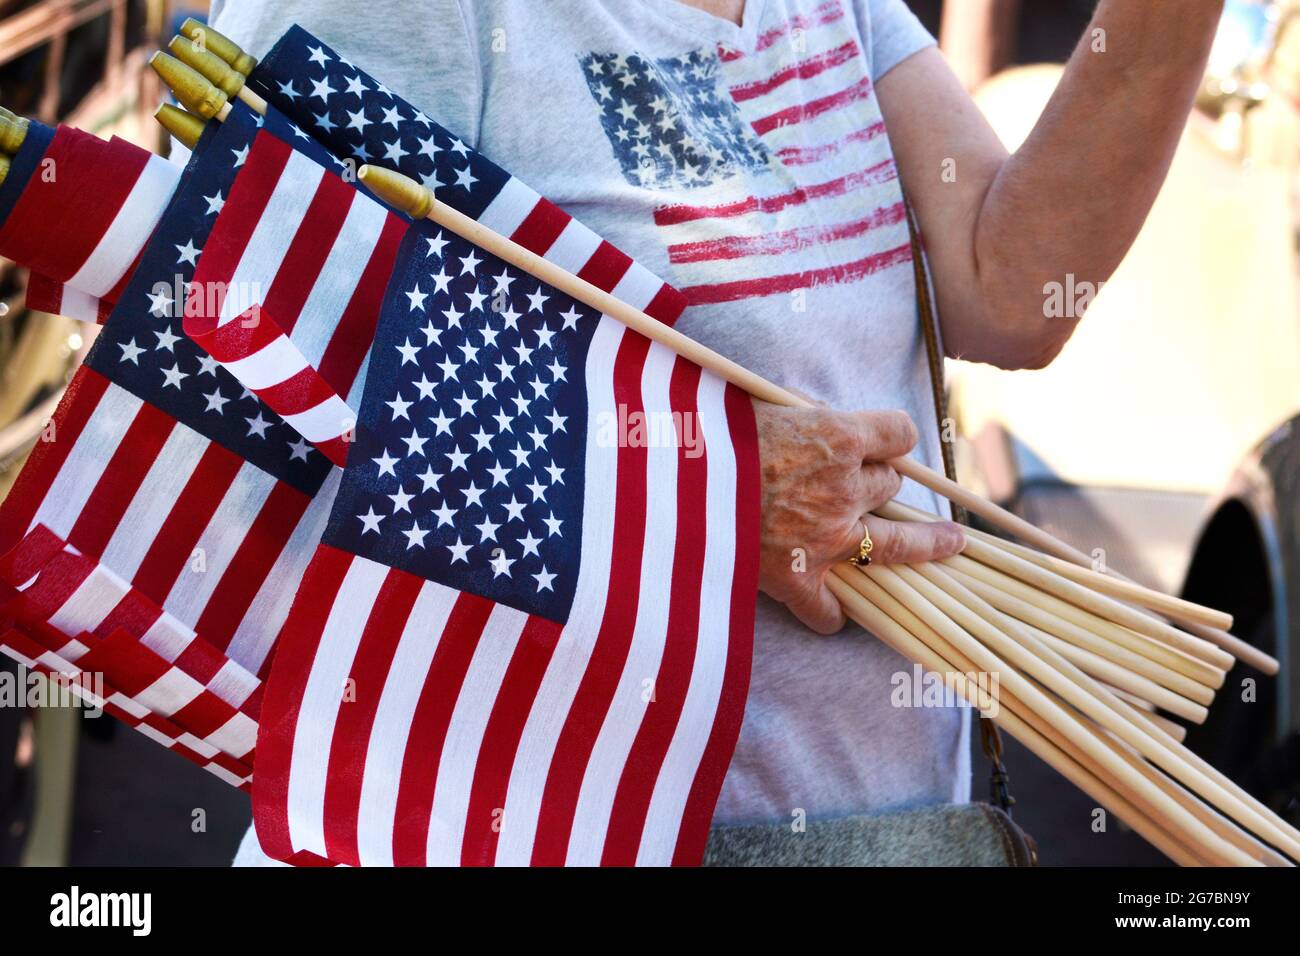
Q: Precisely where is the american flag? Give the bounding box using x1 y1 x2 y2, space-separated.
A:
251 212 759 866
0 104 338 694
219 28 761 866
0 119 180 324
581 0 912 306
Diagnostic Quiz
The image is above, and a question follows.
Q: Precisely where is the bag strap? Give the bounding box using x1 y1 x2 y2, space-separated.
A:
904 204 1015 816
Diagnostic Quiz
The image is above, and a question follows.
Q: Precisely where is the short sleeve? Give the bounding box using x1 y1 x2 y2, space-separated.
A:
863 0 936 80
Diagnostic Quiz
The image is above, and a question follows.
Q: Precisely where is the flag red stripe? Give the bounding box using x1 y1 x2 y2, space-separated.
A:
195 479 313 660
668 202 906 264
321 568 423 867
642 284 688 328
600 360 707 865
130 442 244 603
681 243 913 304
192 305 288 362
0 126 149 281
576 240 633 294
6 550 93 630
93 588 163 644
750 75 873 137
509 198 572 256
66 401 176 558
187 132 292 335
390 590 494 866
459 616 564 866
653 159 896 225
673 381 760 864
260 172 356 335
774 121 886 167
316 213 406 395
529 331 652 865
0 368 111 554
252 543 354 860
253 363 340 417
729 40 860 102
77 627 171 695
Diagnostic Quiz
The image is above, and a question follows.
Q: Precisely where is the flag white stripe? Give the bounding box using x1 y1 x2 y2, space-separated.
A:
222 335 310 389
98 423 211 580
209 657 261 708
69 154 181 297
637 372 738 863
543 219 603 275
224 468 340 675
162 461 277 624
139 612 198 663
425 602 530 865
493 314 625 865
355 578 459 866
55 286 102 323
286 555 389 857
30 383 143 540
205 711 258 757
565 341 680 865
295 194 390 370
476 176 542 241
135 668 205 718
217 150 324 326
46 566 128 647
610 261 666 312
281 394 355 442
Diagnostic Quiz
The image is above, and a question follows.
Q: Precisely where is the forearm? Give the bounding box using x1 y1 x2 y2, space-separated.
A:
972 0 1224 366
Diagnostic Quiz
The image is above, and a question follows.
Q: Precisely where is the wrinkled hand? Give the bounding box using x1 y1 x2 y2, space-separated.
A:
754 401 966 634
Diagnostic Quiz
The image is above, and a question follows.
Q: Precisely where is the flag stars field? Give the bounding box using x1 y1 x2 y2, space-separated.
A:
333 226 594 609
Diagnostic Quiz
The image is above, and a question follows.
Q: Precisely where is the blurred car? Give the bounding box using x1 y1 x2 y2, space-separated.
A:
951 0 1300 812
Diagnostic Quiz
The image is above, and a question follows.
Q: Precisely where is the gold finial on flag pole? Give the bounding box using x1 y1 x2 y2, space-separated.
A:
179 17 258 76
150 52 231 121
168 35 246 98
0 109 29 155
356 164 435 218
154 104 207 150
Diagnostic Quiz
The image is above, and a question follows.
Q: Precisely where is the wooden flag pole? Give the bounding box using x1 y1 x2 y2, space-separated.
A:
880 561 1300 860
826 569 1207 866
829 567 1234 865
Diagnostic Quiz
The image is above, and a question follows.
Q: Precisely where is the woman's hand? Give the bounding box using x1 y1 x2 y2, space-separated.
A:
754 401 966 635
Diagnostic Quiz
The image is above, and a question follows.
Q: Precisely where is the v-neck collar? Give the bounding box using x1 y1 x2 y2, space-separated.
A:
633 0 769 52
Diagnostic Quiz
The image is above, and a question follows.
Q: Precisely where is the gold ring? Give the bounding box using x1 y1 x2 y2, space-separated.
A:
850 520 873 567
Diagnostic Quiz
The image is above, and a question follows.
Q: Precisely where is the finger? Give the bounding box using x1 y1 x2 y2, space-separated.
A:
854 462 902 513
785 574 847 635
862 515 965 565
847 409 918 463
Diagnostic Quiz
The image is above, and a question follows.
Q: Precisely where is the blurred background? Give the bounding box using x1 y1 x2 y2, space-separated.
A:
1 0 1298 866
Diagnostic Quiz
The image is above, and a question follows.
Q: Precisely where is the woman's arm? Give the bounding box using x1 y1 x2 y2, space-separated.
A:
879 0 1225 370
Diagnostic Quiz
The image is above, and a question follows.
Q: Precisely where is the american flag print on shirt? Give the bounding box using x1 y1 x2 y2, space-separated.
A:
248 27 689 327
252 212 760 867
580 0 913 305
0 103 339 686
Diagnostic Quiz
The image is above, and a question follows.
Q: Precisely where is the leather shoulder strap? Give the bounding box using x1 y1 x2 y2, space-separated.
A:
905 203 965 525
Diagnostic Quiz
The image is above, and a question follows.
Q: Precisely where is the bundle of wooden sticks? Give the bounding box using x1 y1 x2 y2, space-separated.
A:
116 21 1300 865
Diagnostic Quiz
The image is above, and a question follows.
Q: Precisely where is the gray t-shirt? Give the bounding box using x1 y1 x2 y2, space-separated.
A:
216 0 970 851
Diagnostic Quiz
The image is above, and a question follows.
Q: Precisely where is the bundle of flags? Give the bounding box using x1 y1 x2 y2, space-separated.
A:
0 24 759 866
